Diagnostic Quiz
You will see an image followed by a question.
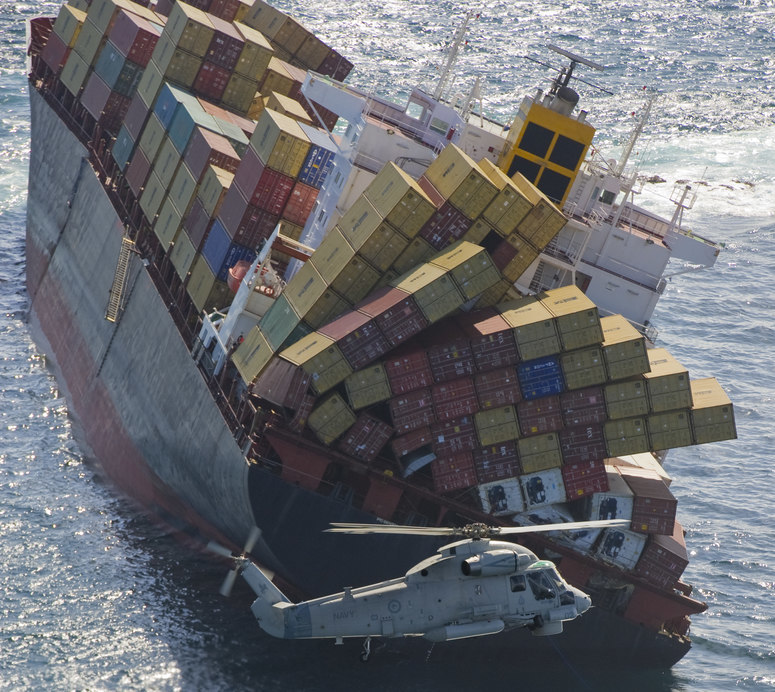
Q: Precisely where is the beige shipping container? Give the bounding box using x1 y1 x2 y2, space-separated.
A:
307 393 357 446
518 433 562 474
540 285 603 350
336 195 384 252
164 2 215 57
164 48 202 90
363 162 436 238
169 229 196 280
187 254 230 313
604 417 650 457
644 348 692 412
309 225 356 284
87 0 159 34
392 263 464 324
512 173 567 245
479 158 532 235
293 33 330 70
391 236 436 275
689 377 737 444
223 72 260 115
139 170 166 220
283 261 329 318
154 137 182 189
647 410 693 450
135 60 163 109
600 314 650 380
168 162 198 218
345 364 392 410
232 325 274 383
198 165 233 217
500 234 539 283
250 108 311 178
499 297 561 360
53 4 87 47
561 346 607 390
259 57 295 97
273 15 308 55
604 378 650 420
264 92 312 125
60 51 90 96
154 197 182 247
303 288 351 330
72 18 104 66
475 406 519 446
475 278 513 309
241 0 286 39
430 240 501 300
233 21 274 79
357 222 409 272
330 256 381 304
280 331 352 395
138 112 165 163
461 218 492 245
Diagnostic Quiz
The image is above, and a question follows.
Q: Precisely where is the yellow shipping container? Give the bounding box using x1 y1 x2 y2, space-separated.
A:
164 1 215 57
198 165 233 217
499 296 561 360
293 33 330 70
600 314 650 380
154 197 182 247
429 240 500 300
391 236 435 275
164 48 202 90
309 225 356 284
279 331 352 395
265 91 312 125
475 406 519 446
518 433 562 474
461 218 492 245
643 348 692 412
186 255 231 312
540 285 603 350
475 278 513 309
139 170 166 220
233 21 274 79
647 410 693 450
223 72 260 115
53 4 87 47
154 137 182 189
357 222 409 272
391 263 464 324
303 288 351 330
512 172 567 246
335 195 383 252
283 261 329 318
241 0 286 38
479 158 532 236
345 364 392 410
689 378 737 444
363 162 436 237
604 378 650 420
232 325 273 383
168 162 197 217
307 393 357 446
273 16 308 54
330 256 381 303
604 417 650 457
72 18 104 66
169 228 196 280
561 346 607 390
259 57 295 97
250 108 311 178
60 51 90 96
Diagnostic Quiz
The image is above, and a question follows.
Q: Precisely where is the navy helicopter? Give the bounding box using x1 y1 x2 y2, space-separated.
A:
210 518 629 660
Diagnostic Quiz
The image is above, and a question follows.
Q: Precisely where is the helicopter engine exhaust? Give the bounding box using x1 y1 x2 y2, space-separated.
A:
461 549 519 577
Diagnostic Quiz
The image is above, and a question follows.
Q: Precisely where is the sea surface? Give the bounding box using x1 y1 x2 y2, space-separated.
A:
1 0 774 689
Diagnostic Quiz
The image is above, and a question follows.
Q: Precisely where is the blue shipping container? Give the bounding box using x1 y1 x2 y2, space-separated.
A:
298 122 336 189
202 217 231 276
112 125 135 172
517 355 565 400
94 41 125 90
168 101 219 155
217 243 256 282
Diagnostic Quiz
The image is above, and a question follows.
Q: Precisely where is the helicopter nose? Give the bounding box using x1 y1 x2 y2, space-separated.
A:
575 591 592 614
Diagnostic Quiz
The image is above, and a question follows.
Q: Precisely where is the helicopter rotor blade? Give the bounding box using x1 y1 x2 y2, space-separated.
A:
205 540 236 559
219 567 239 597
497 518 631 535
326 523 460 536
243 526 261 555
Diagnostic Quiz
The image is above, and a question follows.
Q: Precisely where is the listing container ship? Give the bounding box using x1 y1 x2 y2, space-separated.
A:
25 0 736 668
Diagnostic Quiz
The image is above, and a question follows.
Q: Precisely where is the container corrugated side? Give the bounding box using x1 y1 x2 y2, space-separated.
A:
540 285 603 350
689 377 737 444
600 314 650 380
499 297 560 361
344 364 392 410
307 393 357 445
560 346 607 390
520 467 566 508
279 331 352 395
232 325 273 383
644 348 692 413
604 416 649 458
474 406 519 446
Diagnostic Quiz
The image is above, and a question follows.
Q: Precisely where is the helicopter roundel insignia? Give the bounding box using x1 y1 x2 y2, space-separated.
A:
388 599 401 614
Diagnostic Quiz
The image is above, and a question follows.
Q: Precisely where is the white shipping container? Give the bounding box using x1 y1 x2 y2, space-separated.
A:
595 528 647 570
587 467 635 521
514 504 600 552
478 479 525 516
520 467 566 509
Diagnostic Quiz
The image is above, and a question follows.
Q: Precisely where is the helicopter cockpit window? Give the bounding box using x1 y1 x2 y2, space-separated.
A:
527 571 556 600
546 568 575 606
509 575 526 593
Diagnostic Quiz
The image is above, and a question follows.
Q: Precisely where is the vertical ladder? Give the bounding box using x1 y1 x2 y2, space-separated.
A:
105 236 135 322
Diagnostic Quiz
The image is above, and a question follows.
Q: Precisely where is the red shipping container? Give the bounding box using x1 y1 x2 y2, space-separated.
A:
123 92 149 140
561 458 609 500
432 451 477 493
184 126 240 180
462 310 520 372
183 198 213 249
99 91 131 135
125 148 151 197
208 0 241 21
431 416 477 455
473 441 520 484
234 206 280 248
490 239 519 273
252 358 311 410
633 521 689 589
618 466 677 536
389 388 435 434
194 60 231 101
338 414 393 463
81 72 111 121
416 175 444 208
382 343 434 395
109 10 160 67
282 181 318 226
250 168 295 216
419 202 472 250
432 376 478 421
475 366 522 409
289 394 315 433
356 286 428 348
391 426 433 458
517 395 563 436
559 423 607 466
426 326 475 382
318 310 390 371
560 386 607 427
41 32 69 73
317 50 354 82
205 16 244 71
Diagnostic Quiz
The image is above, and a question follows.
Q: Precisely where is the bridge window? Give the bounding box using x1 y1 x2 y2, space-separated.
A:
507 155 540 182
519 122 554 158
549 135 585 171
537 168 571 203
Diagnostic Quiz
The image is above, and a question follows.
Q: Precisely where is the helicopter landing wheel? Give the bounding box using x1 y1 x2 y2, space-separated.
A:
360 636 372 662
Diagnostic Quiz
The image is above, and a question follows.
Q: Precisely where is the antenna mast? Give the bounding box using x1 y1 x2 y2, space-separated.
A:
614 90 657 177
433 11 478 101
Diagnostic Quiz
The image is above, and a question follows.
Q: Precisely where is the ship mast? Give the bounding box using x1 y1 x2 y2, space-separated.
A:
614 90 657 177
433 11 479 101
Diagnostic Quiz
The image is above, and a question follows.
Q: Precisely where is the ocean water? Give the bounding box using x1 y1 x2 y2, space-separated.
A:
1 0 774 690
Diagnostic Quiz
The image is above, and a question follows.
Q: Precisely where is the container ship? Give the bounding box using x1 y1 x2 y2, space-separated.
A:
25 0 736 668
